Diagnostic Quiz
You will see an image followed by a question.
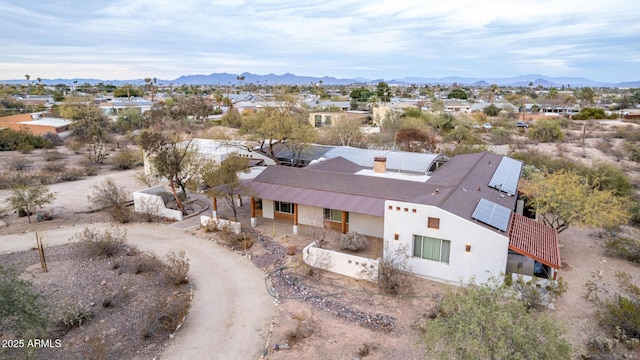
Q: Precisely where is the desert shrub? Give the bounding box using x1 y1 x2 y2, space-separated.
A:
489 127 512 145
133 169 160 187
164 249 190 285
110 147 142 170
43 150 67 161
587 334 616 354
605 236 640 263
8 156 32 171
16 142 35 153
511 275 568 310
573 107 607 120
58 167 85 182
0 128 53 151
624 141 640 163
443 144 488 157
131 254 164 274
528 119 565 143
142 294 191 339
284 312 316 346
84 140 111 164
445 126 482 145
358 343 371 357
0 171 36 189
81 161 100 176
0 265 49 337
42 161 66 172
87 177 131 223
66 140 84 154
585 271 640 347
42 132 64 146
55 302 93 332
378 244 411 294
72 227 127 258
339 232 367 252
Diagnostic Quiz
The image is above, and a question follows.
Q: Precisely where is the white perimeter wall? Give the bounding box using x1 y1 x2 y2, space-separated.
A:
133 186 183 221
384 201 509 285
303 242 378 282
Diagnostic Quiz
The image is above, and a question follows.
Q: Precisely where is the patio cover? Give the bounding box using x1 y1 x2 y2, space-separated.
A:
508 213 561 269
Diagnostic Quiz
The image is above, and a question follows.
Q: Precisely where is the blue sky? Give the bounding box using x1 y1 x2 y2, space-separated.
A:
1 0 638 82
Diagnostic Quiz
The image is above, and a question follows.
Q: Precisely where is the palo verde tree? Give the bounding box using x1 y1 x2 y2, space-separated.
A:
199 154 250 221
8 184 57 223
140 100 202 215
59 95 111 141
239 95 312 163
520 170 630 233
422 279 572 360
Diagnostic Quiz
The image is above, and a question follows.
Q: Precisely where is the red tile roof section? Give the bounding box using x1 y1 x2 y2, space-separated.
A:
508 213 561 269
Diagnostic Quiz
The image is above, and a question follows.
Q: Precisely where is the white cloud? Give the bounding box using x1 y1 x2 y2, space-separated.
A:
0 0 638 82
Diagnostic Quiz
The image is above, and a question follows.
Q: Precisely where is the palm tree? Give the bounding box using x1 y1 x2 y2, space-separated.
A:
24 74 30 96
489 84 499 104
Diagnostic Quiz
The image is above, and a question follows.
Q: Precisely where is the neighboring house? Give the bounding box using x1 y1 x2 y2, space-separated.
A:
443 100 471 113
99 97 154 117
143 138 277 175
246 151 560 285
0 113 74 138
372 103 416 125
308 111 369 128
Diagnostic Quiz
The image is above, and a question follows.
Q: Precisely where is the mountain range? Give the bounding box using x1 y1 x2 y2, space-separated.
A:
2 73 639 88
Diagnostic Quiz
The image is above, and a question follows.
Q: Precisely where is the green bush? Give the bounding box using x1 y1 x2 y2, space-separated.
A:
110 147 142 170
0 265 49 337
55 303 93 332
0 129 53 151
528 119 565 142
573 107 607 120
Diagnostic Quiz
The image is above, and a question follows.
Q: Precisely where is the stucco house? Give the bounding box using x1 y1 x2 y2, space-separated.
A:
0 113 74 138
245 150 560 285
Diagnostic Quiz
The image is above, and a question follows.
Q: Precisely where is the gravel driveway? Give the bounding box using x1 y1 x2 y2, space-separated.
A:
0 170 273 360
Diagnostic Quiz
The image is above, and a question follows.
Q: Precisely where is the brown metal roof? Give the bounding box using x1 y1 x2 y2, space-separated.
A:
508 213 561 269
249 152 521 234
430 152 519 232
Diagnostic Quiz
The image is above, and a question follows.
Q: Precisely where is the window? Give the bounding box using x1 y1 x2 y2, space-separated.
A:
325 115 332 125
314 115 322 127
324 209 348 223
274 201 294 214
413 235 450 264
427 217 440 229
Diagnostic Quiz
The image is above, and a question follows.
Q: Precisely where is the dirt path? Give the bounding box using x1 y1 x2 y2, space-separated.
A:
0 223 273 360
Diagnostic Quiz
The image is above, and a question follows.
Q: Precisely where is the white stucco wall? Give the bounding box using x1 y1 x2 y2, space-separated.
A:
303 242 379 282
298 205 324 226
349 213 384 238
384 201 509 285
262 199 275 219
132 186 183 221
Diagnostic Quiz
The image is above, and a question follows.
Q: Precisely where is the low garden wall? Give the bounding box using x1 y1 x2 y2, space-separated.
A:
200 215 242 235
303 242 379 283
133 186 183 221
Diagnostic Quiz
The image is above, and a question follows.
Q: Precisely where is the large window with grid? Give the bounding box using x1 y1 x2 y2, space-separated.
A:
324 209 348 223
413 235 450 264
274 201 294 214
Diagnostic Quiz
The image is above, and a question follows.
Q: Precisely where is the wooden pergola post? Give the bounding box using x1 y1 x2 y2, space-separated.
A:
293 203 299 235
341 211 348 234
212 197 218 219
250 197 257 227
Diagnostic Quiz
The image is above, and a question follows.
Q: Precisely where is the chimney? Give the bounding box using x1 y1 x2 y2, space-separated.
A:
373 156 387 174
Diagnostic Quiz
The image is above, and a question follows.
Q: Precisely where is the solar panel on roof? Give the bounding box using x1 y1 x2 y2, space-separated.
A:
472 198 511 232
488 157 522 196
